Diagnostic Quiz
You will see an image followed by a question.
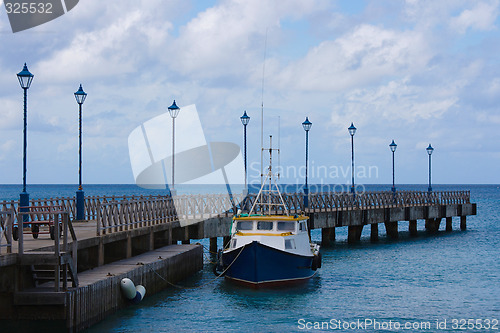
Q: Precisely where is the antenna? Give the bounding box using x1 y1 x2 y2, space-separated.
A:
260 28 268 187
277 116 280 181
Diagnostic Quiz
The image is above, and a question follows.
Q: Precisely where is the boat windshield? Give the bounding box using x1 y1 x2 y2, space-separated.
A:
257 221 273 230
277 221 295 231
236 221 253 231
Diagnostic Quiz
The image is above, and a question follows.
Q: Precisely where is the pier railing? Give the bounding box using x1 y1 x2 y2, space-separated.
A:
0 208 15 254
0 190 470 237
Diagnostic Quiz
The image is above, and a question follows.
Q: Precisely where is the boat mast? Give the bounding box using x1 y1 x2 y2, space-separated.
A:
249 135 289 216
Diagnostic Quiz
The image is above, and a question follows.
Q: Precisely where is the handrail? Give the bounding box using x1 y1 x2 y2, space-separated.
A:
15 206 78 291
0 208 15 254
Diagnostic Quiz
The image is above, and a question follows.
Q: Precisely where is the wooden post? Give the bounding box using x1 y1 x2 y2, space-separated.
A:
435 218 442 232
347 225 363 243
370 223 378 242
446 217 452 232
409 220 418 237
321 227 335 247
426 218 441 233
460 216 467 230
384 221 398 239
209 237 218 253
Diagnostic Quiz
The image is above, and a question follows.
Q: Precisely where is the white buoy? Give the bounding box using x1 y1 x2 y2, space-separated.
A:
121 278 146 304
133 285 146 304
121 278 137 300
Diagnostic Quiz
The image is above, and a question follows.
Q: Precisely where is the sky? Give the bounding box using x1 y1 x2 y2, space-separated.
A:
0 0 499 187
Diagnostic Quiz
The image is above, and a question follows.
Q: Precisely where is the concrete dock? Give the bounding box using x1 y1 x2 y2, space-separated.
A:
2 243 202 332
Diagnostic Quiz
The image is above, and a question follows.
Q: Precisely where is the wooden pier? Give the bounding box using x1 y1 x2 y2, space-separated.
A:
0 190 476 331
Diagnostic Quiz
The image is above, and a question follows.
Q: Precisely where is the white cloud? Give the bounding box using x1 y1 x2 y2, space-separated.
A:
33 9 173 83
450 1 500 33
271 24 431 92
170 0 326 79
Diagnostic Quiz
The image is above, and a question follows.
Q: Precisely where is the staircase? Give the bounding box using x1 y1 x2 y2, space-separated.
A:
12 207 79 306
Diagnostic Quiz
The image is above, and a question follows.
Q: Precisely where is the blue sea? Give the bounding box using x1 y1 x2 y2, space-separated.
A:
1 184 499 332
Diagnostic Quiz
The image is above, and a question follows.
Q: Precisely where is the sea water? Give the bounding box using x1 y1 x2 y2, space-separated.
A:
1 184 498 332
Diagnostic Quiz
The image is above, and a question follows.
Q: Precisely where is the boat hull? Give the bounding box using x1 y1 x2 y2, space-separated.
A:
221 241 316 287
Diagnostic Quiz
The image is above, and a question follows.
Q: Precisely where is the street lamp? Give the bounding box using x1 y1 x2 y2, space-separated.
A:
168 100 180 196
348 122 357 193
240 111 250 195
389 140 397 193
17 63 34 223
426 143 434 192
302 117 312 208
74 84 87 220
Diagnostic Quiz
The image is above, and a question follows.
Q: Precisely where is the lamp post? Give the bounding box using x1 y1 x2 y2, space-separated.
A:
389 140 397 193
348 122 357 193
168 100 180 196
74 84 87 220
240 111 250 195
17 63 34 223
302 117 312 208
426 144 434 192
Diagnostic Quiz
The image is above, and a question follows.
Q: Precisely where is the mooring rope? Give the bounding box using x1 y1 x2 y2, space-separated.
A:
150 245 245 290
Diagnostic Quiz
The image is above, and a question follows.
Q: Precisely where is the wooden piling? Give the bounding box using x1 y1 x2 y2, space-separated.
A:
460 216 467 230
209 237 218 253
384 221 398 239
347 225 363 243
446 217 453 232
409 220 418 237
321 227 335 247
370 223 378 242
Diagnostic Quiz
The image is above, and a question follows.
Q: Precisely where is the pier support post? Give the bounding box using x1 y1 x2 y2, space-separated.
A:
409 220 418 237
223 236 231 248
384 221 398 239
370 224 378 242
460 216 467 230
347 225 363 243
210 237 218 253
446 217 453 232
426 218 441 233
321 227 335 247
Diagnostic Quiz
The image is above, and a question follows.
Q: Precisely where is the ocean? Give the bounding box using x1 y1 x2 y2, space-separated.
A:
1 184 499 332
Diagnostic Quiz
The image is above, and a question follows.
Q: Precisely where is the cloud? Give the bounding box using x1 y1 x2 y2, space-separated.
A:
271 24 431 92
33 8 173 83
170 0 327 81
450 1 500 33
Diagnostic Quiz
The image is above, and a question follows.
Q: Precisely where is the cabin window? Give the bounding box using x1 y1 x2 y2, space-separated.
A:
284 239 296 249
237 221 253 231
257 221 273 230
277 221 295 231
299 221 307 231
231 239 237 248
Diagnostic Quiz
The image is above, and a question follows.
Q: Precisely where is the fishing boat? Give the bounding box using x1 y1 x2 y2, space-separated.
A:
215 136 321 287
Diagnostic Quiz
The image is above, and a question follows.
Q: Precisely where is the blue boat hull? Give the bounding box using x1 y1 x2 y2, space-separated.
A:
221 241 316 287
